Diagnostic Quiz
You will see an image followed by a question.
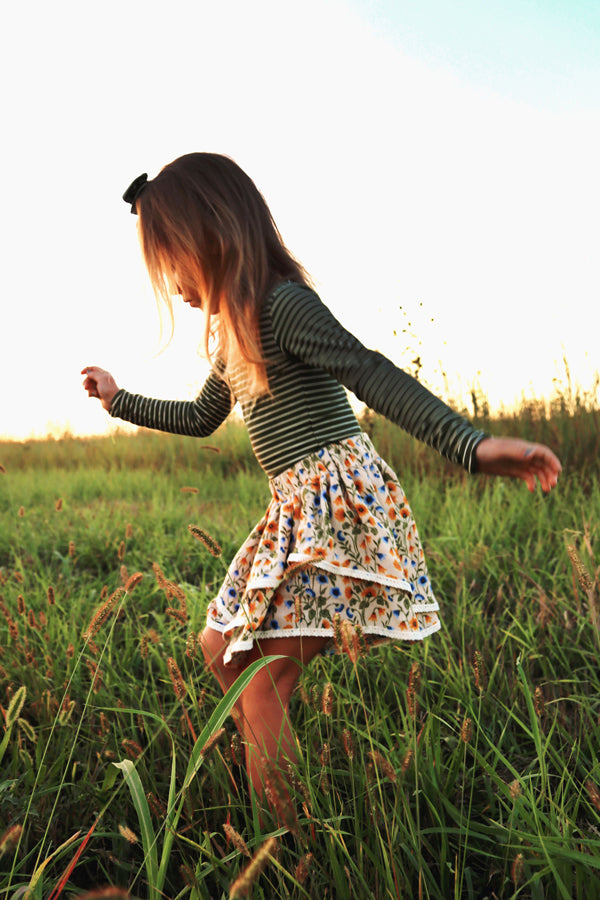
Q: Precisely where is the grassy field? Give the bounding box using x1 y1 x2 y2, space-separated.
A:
1 394 599 899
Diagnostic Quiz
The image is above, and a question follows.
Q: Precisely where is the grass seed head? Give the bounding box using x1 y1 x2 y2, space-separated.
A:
18 506 25 518
117 541 126 561
511 852 524 885
125 522 133 539
166 608 188 625
6 685 26 727
118 824 138 844
319 742 331 766
368 749 397 783
201 726 225 759
68 540 76 558
188 524 222 557
340 620 359 662
333 612 343 651
534 685 546 717
152 562 168 589
147 791 167 818
185 631 198 658
461 717 473 744
401 746 413 774
55 498 63 511
473 650 488 692
229 731 243 766
566 543 594 593
0 824 23 855
121 739 143 760
229 836 278 899
510 779 521 801
342 727 355 760
294 852 314 885
263 762 299 835
84 589 123 641
77 888 130 899
167 657 187 700
124 572 143 592
223 822 251 857
321 682 334 716
586 779 600 812
46 585 55 606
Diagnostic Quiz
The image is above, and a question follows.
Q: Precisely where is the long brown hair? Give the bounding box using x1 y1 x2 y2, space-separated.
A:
137 152 311 395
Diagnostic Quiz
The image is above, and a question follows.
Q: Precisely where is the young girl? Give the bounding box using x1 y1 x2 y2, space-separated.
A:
82 152 561 797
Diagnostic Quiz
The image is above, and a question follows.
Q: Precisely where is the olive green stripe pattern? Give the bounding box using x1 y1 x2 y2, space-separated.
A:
110 283 485 476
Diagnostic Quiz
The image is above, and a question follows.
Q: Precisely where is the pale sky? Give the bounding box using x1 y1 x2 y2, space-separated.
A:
2 0 599 439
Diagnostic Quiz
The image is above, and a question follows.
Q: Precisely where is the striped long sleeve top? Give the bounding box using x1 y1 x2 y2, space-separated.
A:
109 282 487 476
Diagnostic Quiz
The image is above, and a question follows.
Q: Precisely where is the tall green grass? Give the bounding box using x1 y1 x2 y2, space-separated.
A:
0 395 599 899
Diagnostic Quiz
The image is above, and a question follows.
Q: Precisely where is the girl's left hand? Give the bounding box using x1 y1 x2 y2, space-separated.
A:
475 437 562 493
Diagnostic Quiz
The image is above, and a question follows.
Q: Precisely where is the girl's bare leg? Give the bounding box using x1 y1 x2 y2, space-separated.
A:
200 626 328 796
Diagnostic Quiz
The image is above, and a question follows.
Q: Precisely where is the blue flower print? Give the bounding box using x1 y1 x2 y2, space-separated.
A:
209 433 440 658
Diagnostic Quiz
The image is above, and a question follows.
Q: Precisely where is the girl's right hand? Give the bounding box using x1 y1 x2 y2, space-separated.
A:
81 366 120 412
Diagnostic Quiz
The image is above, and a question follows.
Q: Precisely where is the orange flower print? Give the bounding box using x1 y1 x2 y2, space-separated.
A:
334 508 345 522
345 586 353 600
388 508 397 521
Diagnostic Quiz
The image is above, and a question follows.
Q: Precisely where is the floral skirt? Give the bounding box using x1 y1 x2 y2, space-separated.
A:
206 433 440 666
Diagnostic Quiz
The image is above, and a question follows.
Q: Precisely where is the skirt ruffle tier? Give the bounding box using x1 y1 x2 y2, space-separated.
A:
206 433 440 666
